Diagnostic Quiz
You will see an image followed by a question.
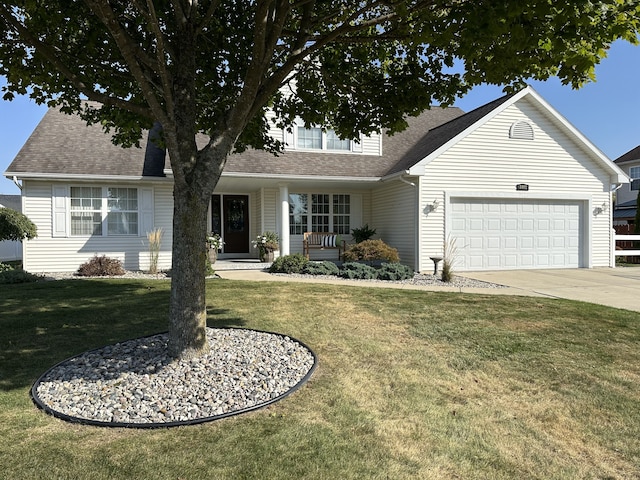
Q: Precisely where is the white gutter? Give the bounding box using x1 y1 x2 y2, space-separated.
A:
4 172 174 183
221 171 381 183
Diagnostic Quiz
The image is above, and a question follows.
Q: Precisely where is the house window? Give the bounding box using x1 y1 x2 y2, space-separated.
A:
107 188 138 235
289 193 308 235
70 187 103 236
333 194 351 234
69 186 139 236
327 130 351 151
289 193 350 234
630 166 640 179
312 194 330 232
296 127 351 151
297 127 322 149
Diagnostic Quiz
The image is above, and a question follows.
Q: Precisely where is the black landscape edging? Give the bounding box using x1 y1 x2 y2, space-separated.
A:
31 327 317 429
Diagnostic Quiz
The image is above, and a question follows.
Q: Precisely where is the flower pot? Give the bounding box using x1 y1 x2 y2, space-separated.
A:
261 250 276 262
209 249 218 264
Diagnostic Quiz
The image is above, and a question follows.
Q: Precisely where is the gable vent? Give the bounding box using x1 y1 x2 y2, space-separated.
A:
509 120 534 140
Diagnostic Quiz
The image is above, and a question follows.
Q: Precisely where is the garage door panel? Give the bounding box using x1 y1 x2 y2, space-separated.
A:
449 198 582 271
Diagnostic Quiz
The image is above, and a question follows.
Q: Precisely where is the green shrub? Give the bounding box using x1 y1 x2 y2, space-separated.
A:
77 255 126 277
377 262 414 281
0 207 37 242
0 262 15 273
351 224 376 243
342 239 400 263
0 269 44 284
339 262 378 280
269 253 309 274
303 261 340 276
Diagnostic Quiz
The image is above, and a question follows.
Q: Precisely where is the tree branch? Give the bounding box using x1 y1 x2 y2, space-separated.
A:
195 0 222 35
0 4 153 119
82 0 170 126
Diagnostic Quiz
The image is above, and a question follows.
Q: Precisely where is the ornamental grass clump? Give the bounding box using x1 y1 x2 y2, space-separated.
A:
147 228 163 274
342 239 400 263
441 236 460 283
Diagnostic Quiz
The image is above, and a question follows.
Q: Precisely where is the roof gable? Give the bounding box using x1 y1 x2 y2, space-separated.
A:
402 86 628 184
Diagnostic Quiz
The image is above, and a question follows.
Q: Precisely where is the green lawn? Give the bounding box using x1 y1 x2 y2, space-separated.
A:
1 278 639 479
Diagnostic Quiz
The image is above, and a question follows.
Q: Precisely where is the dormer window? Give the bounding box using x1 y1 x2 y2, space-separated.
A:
297 127 322 149
296 126 352 151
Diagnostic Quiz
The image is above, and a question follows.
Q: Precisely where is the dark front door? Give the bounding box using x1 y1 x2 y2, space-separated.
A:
221 195 249 253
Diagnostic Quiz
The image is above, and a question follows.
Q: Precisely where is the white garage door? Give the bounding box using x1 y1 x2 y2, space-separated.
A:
449 198 583 271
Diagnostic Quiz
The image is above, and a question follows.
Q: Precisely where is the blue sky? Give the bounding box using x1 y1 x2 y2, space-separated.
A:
1 39 639 195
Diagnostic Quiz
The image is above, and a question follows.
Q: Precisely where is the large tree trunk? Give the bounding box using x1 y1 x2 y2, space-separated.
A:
167 179 211 359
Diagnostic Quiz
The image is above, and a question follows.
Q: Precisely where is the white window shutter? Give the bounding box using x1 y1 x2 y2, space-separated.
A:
52 185 68 237
284 127 295 149
140 188 154 236
351 134 363 153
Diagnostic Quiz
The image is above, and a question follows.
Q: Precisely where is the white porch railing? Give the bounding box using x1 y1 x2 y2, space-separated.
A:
613 232 640 266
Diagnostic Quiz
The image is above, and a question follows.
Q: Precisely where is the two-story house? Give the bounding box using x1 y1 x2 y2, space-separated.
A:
4 86 628 273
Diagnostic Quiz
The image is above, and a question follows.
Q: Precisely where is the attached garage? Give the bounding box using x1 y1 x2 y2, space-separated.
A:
448 197 586 271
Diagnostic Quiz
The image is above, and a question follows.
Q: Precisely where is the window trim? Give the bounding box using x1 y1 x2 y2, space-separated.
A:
67 186 141 237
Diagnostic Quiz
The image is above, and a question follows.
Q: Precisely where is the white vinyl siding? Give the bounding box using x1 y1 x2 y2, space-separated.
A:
417 97 611 272
22 180 173 273
371 181 417 268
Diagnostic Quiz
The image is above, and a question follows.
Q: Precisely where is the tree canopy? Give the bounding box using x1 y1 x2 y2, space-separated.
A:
1 1 638 358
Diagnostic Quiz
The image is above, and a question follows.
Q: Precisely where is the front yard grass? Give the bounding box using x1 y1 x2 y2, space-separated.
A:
1 278 638 479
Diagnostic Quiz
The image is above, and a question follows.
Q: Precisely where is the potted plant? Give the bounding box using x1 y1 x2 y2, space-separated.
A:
206 233 223 264
252 231 280 262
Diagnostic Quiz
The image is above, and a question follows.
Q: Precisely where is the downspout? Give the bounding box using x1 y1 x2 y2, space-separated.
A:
12 176 22 191
398 174 419 273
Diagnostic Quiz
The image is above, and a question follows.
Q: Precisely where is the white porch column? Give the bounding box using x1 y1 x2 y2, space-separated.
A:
279 184 290 255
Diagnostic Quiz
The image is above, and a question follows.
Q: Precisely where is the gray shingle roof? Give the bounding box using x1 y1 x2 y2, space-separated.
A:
614 145 640 164
0 194 21 211
7 106 146 177
6 96 515 180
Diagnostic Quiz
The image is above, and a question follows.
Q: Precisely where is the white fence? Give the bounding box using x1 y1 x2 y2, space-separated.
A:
613 232 640 266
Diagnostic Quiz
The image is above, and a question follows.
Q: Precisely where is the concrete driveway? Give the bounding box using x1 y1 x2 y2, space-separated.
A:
464 267 640 312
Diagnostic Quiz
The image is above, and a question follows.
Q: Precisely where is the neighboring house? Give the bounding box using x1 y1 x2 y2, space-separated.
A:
0 194 24 262
613 145 640 226
4 86 628 273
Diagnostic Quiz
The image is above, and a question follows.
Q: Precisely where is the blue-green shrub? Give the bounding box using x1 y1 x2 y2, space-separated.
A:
377 263 414 281
339 262 378 280
303 261 340 276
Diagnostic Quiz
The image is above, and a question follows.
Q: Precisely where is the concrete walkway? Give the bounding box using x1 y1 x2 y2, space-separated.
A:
215 261 640 313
